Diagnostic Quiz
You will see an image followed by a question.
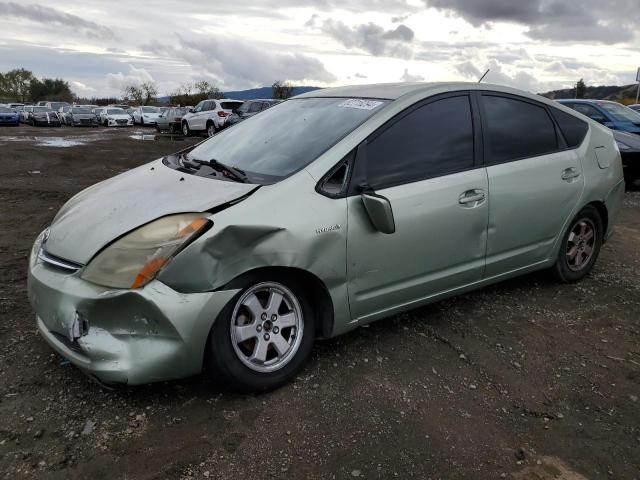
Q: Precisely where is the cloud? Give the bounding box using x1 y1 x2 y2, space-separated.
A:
106 66 154 90
142 35 336 89
455 59 539 92
400 68 424 82
424 0 639 44
309 17 415 58
0 2 115 39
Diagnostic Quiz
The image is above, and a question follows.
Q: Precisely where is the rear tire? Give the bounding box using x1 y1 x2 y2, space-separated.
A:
206 122 216 137
206 272 316 392
553 205 603 283
182 122 190 137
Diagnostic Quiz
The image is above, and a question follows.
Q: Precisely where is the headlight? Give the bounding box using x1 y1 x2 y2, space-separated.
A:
81 213 210 289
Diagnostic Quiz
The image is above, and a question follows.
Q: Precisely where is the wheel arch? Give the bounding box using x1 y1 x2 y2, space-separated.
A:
223 266 335 339
587 200 608 237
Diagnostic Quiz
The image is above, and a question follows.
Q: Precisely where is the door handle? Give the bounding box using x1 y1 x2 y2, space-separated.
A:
561 168 580 181
458 189 486 206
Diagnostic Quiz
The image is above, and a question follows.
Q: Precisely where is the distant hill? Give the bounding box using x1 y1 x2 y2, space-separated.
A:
540 84 638 103
223 86 320 100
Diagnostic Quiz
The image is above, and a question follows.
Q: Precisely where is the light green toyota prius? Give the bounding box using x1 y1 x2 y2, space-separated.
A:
28 83 624 391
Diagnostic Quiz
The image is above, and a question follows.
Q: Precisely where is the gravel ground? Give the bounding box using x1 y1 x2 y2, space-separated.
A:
0 125 639 480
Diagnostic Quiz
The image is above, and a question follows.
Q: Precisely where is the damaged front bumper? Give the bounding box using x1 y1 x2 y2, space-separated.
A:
27 246 238 385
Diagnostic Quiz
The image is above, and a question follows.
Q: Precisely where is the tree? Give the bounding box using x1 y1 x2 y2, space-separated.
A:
272 80 294 100
140 82 158 105
1 68 35 101
575 78 587 99
195 81 222 100
29 77 73 102
121 84 144 105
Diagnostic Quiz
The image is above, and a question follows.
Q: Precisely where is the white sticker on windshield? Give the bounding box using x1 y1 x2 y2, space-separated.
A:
338 99 384 110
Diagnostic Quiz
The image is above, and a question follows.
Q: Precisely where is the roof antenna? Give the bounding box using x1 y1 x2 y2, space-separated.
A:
478 69 490 83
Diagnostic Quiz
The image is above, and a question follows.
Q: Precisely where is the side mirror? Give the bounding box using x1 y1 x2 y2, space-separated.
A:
188 108 194 113
361 190 395 234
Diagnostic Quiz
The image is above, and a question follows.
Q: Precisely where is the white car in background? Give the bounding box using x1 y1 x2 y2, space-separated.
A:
101 107 133 127
181 98 244 137
132 106 161 125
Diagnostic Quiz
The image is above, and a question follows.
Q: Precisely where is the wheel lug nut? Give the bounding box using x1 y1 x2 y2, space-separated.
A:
273 327 279 334
264 333 270 341
256 325 262 332
261 313 267 320
271 314 277 321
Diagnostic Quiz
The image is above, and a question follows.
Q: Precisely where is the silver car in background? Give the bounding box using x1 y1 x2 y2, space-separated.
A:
28 83 624 391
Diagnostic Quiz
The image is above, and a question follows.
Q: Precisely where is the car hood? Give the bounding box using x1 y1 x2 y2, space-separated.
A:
71 113 95 119
107 114 131 119
142 112 160 117
45 158 258 264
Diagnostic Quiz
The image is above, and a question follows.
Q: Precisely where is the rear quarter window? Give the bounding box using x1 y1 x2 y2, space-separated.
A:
221 102 243 110
549 107 588 149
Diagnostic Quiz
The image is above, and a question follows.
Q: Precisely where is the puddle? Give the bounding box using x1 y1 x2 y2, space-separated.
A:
34 138 87 147
129 131 185 142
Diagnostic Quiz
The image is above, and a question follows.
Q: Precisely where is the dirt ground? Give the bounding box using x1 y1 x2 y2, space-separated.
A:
0 124 638 480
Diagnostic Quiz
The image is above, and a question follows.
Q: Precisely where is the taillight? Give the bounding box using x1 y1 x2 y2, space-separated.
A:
217 111 228 117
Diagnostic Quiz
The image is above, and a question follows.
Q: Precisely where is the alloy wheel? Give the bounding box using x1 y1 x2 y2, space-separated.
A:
230 282 303 373
566 218 596 271
207 124 215 137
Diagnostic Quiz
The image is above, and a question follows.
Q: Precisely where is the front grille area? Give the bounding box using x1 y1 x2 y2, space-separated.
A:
116 119 127 124
38 249 82 272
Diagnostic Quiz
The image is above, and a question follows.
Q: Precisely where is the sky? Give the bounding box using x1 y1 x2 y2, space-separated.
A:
1 0 639 98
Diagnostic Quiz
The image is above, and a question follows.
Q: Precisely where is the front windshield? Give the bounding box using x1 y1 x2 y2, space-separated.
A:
598 102 640 123
187 97 389 183
72 107 92 114
142 106 159 113
49 102 66 110
0 107 15 113
107 108 125 114
33 107 49 112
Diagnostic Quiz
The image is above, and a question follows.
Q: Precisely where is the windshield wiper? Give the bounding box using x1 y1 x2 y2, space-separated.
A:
194 158 248 183
177 153 248 183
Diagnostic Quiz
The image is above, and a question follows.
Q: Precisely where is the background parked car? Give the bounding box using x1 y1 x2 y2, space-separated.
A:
225 99 281 128
63 106 99 127
92 107 105 122
44 101 70 113
7 103 24 112
181 98 243 137
155 107 187 134
557 99 640 134
20 105 34 123
613 129 640 188
27 106 61 127
0 106 20 125
132 106 161 125
628 104 640 112
101 108 133 127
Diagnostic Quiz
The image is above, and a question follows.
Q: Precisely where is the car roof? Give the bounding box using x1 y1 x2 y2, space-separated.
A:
293 81 552 101
556 99 619 105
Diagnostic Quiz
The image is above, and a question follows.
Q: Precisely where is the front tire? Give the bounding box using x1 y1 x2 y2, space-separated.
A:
553 205 603 283
206 273 315 392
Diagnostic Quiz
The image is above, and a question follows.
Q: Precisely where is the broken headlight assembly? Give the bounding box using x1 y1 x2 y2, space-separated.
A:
81 213 210 289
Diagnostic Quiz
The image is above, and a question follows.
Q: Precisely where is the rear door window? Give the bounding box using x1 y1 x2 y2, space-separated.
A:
365 94 475 189
481 95 558 165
